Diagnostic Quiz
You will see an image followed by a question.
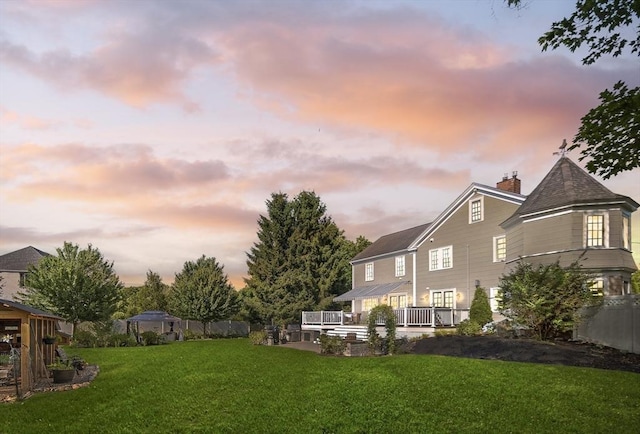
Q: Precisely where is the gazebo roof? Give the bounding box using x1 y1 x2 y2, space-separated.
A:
127 311 181 322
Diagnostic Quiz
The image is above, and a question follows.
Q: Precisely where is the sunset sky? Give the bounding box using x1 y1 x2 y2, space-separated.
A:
1 0 638 289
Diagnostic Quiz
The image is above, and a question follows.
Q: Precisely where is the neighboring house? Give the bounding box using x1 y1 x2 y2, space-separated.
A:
302 157 637 338
0 246 50 301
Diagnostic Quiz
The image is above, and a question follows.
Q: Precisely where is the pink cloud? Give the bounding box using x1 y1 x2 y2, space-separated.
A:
1 143 231 200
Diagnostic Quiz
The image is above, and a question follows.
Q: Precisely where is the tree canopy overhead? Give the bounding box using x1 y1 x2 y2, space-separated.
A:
242 191 364 325
20 242 123 332
508 0 639 179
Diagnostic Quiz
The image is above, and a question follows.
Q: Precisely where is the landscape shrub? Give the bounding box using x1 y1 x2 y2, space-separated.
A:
141 331 161 346
108 333 137 347
183 329 203 340
91 320 118 347
72 329 97 348
367 304 397 355
456 319 482 336
499 259 597 340
249 330 267 345
469 287 493 326
319 334 345 355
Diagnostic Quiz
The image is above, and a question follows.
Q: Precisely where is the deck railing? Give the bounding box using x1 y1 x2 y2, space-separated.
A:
302 307 469 328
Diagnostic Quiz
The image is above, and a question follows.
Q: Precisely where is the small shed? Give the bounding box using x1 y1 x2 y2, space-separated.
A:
0 298 62 392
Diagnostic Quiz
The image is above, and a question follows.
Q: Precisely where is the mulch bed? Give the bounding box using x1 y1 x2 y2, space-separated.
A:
410 335 640 373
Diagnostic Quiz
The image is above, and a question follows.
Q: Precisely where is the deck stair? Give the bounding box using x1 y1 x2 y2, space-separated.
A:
325 325 368 341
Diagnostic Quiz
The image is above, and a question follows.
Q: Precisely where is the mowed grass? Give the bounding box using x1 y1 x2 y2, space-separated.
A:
2 339 639 433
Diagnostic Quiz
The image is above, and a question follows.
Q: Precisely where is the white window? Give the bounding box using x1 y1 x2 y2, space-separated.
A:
429 246 453 271
622 213 631 250
389 295 407 309
430 290 455 308
589 278 604 296
584 212 608 247
469 197 484 223
489 287 501 312
365 263 374 281
493 235 506 262
395 256 405 277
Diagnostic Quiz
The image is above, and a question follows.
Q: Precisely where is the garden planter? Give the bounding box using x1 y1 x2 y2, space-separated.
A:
52 369 75 383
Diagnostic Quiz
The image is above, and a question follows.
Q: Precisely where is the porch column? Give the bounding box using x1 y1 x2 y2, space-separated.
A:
21 319 31 390
412 252 417 307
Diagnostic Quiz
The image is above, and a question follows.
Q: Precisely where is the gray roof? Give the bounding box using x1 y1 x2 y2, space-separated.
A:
0 246 50 272
0 298 62 319
511 157 638 218
127 311 182 323
351 223 431 263
334 281 408 301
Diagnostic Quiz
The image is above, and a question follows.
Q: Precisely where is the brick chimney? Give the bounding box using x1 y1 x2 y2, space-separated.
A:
496 171 521 194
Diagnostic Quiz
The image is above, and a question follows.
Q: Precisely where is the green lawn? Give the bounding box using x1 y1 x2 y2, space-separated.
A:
3 339 639 433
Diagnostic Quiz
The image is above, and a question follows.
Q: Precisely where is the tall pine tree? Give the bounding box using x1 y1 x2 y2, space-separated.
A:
242 191 356 325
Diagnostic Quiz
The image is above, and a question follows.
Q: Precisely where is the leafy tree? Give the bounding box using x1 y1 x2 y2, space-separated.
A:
19 242 123 334
242 191 356 325
498 259 599 340
632 269 640 294
113 271 169 319
168 255 239 335
507 0 640 179
469 287 493 326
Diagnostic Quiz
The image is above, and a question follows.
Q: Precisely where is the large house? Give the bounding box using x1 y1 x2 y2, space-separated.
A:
0 246 50 301
301 157 638 339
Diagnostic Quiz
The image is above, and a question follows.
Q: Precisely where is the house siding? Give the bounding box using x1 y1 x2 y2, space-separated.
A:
414 195 521 310
352 254 413 288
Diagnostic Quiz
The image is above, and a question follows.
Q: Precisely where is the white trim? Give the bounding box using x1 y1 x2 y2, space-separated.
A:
493 235 506 262
429 288 456 308
365 262 374 281
410 183 525 249
469 196 484 223
395 255 406 277
583 210 609 248
412 252 417 307
521 209 573 223
429 245 453 271
489 287 501 312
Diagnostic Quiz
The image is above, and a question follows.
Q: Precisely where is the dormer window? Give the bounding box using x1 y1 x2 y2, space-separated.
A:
469 197 484 223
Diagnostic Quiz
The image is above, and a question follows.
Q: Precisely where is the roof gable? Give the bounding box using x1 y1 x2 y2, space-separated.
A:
409 183 526 249
511 157 638 218
351 223 431 262
0 246 50 272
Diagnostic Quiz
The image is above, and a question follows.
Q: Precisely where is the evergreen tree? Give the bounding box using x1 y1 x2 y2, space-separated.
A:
243 191 355 325
20 241 123 333
469 287 493 326
168 255 239 335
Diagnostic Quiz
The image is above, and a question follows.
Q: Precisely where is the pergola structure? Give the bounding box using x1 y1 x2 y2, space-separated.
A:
0 298 62 392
